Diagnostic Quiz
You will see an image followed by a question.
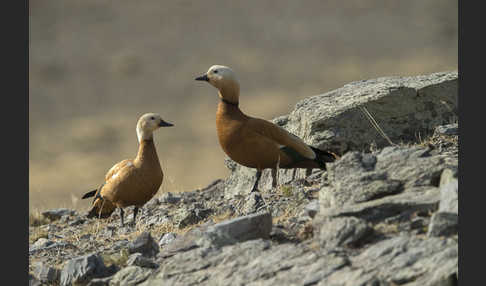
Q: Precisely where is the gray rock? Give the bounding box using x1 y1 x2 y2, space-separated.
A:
60 253 112 286
128 232 159 257
439 168 458 187
315 217 372 249
427 212 458 237
111 240 129 251
303 200 320 218
158 228 201 258
352 236 457 285
144 197 159 209
434 123 458 136
318 146 453 222
29 274 42 286
29 240 75 255
33 262 60 284
323 268 380 286
68 217 86 226
42 208 75 221
160 213 272 256
199 179 224 193
239 191 267 215
143 230 457 286
224 71 458 197
109 266 152 286
175 207 212 229
48 233 65 240
160 192 181 204
158 233 177 247
101 226 117 237
290 71 457 152
126 253 159 269
439 179 458 214
59 214 71 223
320 187 440 223
144 239 349 286
146 214 170 226
201 212 272 248
31 238 51 250
323 152 404 208
87 276 113 286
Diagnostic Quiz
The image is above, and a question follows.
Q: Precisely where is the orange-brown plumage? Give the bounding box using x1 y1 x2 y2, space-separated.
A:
196 65 339 190
82 113 173 225
100 140 163 208
216 102 315 169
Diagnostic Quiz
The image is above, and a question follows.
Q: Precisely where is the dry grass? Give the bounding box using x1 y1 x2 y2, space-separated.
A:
94 212 237 268
278 185 294 198
272 207 299 226
29 210 50 227
373 222 399 235
101 249 130 268
297 221 315 241
68 209 237 246
211 210 237 224
29 228 49 244
29 203 238 257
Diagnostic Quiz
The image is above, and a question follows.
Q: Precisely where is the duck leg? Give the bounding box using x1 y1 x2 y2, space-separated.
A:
271 168 278 189
305 168 312 178
272 155 280 189
251 169 262 193
132 206 139 226
119 208 125 227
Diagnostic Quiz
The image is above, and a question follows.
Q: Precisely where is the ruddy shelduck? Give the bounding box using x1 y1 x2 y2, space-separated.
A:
82 113 173 226
195 65 339 192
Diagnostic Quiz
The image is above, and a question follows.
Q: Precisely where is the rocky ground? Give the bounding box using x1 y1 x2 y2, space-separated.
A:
29 72 458 286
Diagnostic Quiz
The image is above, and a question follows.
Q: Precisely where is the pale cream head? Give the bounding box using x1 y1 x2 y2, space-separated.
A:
136 113 173 142
195 65 240 104
205 65 239 89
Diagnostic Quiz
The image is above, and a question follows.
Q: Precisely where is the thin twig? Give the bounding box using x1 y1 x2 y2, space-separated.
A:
359 106 396 146
95 199 106 236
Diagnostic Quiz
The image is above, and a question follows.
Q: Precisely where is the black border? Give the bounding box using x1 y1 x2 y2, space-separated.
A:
3 0 28 283
459 0 482 285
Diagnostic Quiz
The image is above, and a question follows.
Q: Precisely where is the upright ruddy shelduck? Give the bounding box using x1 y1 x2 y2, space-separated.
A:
82 113 173 226
195 65 338 192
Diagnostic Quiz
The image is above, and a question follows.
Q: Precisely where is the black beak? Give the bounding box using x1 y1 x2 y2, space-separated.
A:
159 120 174 127
195 74 209 82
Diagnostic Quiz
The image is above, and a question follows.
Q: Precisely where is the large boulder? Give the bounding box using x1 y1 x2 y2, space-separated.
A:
224 71 458 197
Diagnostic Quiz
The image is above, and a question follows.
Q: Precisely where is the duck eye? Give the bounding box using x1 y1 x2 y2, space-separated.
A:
150 116 155 120
214 70 218 74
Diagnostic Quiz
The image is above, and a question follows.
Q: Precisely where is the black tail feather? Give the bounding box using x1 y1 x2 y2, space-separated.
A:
82 189 97 199
310 146 339 169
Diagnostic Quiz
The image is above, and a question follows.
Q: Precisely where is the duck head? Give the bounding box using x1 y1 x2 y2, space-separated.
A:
136 113 173 142
195 65 240 105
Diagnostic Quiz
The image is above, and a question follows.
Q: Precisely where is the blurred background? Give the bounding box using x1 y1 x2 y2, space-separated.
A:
29 0 457 212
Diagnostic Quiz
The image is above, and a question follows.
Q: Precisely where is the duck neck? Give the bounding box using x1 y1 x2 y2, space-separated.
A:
134 139 160 167
218 81 240 106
